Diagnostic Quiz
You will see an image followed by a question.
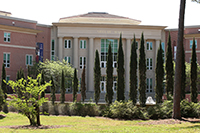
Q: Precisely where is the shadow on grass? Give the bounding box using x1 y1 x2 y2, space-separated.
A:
0 114 6 120
180 125 200 130
181 118 200 124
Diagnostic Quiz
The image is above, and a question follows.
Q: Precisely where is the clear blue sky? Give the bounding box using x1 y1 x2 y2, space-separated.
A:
0 0 199 28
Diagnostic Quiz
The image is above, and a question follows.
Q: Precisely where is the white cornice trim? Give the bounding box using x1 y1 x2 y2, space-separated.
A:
0 43 35 50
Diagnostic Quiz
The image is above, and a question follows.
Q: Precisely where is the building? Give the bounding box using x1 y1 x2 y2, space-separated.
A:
0 11 51 93
51 12 166 101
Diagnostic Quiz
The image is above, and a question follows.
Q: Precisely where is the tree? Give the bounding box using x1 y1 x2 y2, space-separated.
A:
60 70 65 103
40 70 45 98
94 50 101 104
0 88 4 111
181 45 186 100
139 33 146 107
8 74 51 126
165 32 174 97
117 34 125 101
73 69 78 102
155 42 164 104
16 68 25 99
129 35 137 105
106 44 113 105
190 38 197 103
173 0 186 119
50 75 56 105
1 63 7 100
81 66 86 102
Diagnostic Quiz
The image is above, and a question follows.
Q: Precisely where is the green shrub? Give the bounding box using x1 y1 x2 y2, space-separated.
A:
147 105 162 119
48 103 59 115
160 100 173 118
58 103 69 115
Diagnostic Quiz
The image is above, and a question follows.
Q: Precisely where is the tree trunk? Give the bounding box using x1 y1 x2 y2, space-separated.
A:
36 105 41 126
173 0 186 119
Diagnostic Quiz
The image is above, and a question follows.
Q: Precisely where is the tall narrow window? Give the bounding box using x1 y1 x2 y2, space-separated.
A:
147 42 153 50
65 56 71 64
6 76 10 83
113 76 117 92
26 55 33 66
100 76 106 93
3 53 10 68
51 40 55 60
80 57 86 69
190 40 197 49
4 32 10 42
146 78 152 93
101 39 118 68
80 40 86 49
146 58 152 70
65 40 71 48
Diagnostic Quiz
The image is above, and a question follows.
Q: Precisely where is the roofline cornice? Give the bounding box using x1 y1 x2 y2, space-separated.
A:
52 22 167 30
0 15 37 24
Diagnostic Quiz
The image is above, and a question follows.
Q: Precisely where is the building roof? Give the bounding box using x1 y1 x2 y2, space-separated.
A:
0 10 11 16
59 12 141 25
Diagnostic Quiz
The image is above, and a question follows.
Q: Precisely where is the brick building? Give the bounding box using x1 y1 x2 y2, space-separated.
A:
0 11 51 93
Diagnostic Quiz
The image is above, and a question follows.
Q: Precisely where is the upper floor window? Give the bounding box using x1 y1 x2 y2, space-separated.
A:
65 56 71 64
101 39 118 68
65 40 71 48
190 40 197 49
80 40 86 49
147 42 153 50
26 55 33 66
4 32 10 42
80 57 86 69
146 78 153 93
3 53 10 68
146 58 152 70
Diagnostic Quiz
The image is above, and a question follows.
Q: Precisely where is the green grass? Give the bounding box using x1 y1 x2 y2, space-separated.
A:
0 112 200 133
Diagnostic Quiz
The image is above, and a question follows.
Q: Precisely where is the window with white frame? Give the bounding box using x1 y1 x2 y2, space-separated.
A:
4 32 10 42
3 53 10 68
113 76 117 92
100 76 106 93
80 57 86 69
51 40 55 60
147 42 153 50
65 56 71 64
146 58 152 70
26 55 33 66
146 78 152 93
190 40 197 49
101 39 118 68
6 75 10 83
80 40 86 49
65 40 71 48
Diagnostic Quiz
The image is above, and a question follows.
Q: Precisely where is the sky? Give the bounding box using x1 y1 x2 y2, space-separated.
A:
0 0 200 29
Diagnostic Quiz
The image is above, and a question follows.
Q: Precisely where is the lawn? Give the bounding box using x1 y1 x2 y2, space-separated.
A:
0 112 200 133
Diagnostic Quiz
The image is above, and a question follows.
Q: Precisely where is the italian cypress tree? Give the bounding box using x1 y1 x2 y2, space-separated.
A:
106 44 113 105
139 33 146 107
181 45 186 100
155 42 164 104
40 70 45 98
73 68 78 102
94 50 101 104
129 35 137 105
50 75 56 105
117 34 125 101
190 38 197 103
165 32 174 97
1 63 7 100
81 66 86 102
60 70 65 103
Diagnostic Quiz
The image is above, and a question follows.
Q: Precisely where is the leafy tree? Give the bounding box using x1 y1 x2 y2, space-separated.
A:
181 45 186 100
0 88 4 111
165 32 174 97
16 68 25 99
1 63 7 100
73 69 78 102
129 35 137 105
117 34 125 101
106 44 113 105
191 38 197 103
60 70 65 103
50 75 56 105
8 74 51 126
155 42 164 104
40 70 45 98
94 50 101 104
139 33 146 107
81 66 86 102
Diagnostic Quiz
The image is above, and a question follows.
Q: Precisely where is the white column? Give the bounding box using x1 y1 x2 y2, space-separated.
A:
73 37 79 69
125 38 131 93
58 37 63 61
88 37 94 91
